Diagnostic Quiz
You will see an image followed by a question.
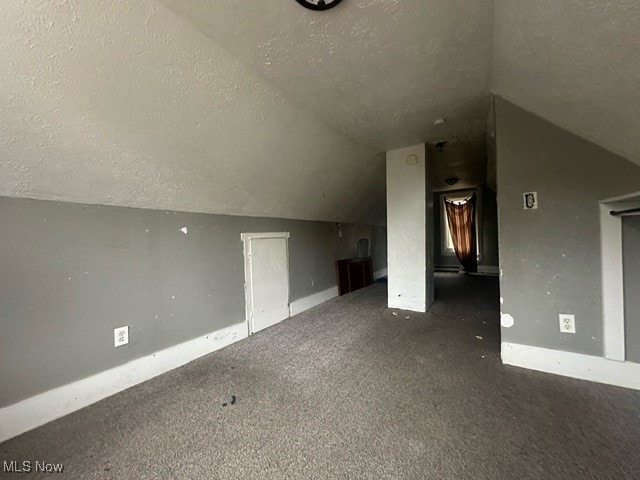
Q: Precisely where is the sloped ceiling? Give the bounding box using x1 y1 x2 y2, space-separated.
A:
0 0 384 224
493 1 640 167
1 1 637 225
0 0 494 225
160 0 495 152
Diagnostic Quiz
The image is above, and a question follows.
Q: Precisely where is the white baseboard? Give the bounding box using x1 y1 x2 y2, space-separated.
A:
434 265 499 275
388 299 426 313
373 268 388 280
0 322 247 443
502 342 640 391
435 266 459 272
289 286 339 316
477 265 499 275
290 272 387 317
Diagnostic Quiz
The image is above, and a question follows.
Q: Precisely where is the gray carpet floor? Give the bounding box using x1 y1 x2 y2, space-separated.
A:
2 273 640 479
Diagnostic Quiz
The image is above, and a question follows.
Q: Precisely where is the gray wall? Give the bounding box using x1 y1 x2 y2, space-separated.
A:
426 148 435 308
624 216 640 362
496 97 640 356
482 188 499 267
0 196 386 407
433 186 499 269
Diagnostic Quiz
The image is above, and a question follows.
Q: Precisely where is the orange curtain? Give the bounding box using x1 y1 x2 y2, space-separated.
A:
445 194 477 273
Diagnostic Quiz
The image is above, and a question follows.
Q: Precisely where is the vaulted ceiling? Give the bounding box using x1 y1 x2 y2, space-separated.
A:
1 1 638 225
493 0 640 166
160 0 494 152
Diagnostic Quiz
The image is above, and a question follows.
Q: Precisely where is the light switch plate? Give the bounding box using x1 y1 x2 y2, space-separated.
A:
559 314 576 334
114 326 129 347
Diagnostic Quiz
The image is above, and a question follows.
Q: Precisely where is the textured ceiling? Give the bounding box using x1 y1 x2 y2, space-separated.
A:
1 0 636 225
0 0 385 224
431 141 490 193
160 0 495 152
493 0 640 166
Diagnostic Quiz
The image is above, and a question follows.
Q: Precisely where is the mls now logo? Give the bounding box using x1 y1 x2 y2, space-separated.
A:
4 460 64 473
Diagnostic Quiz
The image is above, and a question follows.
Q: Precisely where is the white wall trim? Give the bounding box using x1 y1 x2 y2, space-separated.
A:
289 268 387 317
502 342 640 391
435 265 460 272
386 143 429 314
289 286 338 316
601 191 640 203
0 322 247 443
599 192 640 362
373 268 388 280
599 203 626 361
434 266 498 276
388 298 427 313
477 265 499 275
240 232 290 241
241 231 291 335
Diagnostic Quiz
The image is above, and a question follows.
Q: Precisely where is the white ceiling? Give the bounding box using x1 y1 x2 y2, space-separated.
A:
0 0 637 224
493 0 640 166
0 0 385 224
160 0 495 152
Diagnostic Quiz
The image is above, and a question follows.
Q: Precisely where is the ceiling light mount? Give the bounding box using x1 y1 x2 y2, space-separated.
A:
295 0 344 11
434 141 447 152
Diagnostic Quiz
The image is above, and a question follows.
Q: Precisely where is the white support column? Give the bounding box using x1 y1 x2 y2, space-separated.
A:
386 143 434 312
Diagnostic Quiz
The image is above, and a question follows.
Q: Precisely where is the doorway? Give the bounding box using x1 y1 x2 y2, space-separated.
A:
241 232 290 335
600 191 640 361
624 216 640 362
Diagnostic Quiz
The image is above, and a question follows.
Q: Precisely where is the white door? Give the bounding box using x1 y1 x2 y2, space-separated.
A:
241 232 290 334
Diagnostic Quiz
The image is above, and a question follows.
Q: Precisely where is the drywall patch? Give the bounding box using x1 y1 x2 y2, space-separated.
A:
501 313 515 328
289 286 339 317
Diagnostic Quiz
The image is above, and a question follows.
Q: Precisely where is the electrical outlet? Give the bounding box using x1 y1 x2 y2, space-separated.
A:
559 314 576 334
114 326 129 347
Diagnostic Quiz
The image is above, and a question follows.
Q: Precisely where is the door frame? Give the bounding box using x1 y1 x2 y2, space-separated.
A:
600 191 640 361
241 232 291 335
